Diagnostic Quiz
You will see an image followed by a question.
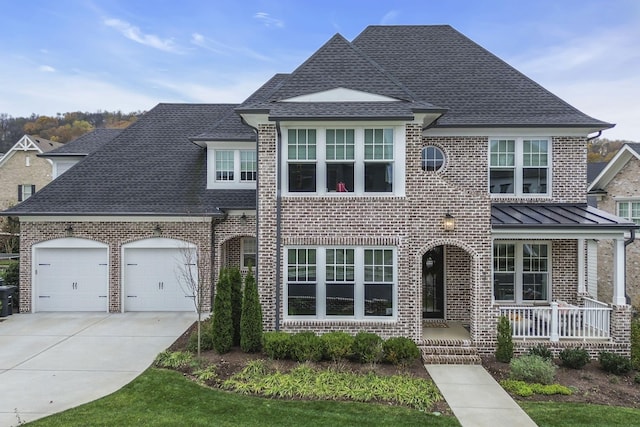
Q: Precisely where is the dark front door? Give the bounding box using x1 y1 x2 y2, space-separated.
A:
422 247 444 319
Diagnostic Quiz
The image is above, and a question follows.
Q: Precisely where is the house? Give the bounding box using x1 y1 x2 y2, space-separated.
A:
38 128 123 178
4 25 636 358
588 144 640 309
0 135 63 213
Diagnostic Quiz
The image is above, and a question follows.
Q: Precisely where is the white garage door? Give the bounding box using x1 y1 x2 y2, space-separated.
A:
35 248 109 312
123 248 196 311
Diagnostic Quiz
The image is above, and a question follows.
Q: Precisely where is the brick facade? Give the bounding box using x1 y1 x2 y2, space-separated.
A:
0 151 53 212
19 220 213 313
595 156 640 308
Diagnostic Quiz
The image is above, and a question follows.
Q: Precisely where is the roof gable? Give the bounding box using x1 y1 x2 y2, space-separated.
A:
588 144 640 192
268 34 419 103
0 135 62 167
281 87 399 102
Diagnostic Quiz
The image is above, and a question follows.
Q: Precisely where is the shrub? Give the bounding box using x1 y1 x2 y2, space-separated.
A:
631 318 640 369
155 351 194 369
228 267 243 347
290 332 324 362
599 351 632 375
500 379 572 397
263 331 291 359
559 347 590 369
352 331 383 364
495 316 514 363
240 268 263 352
528 344 553 361
320 331 354 362
212 269 233 354
187 318 214 352
510 355 556 385
383 337 421 367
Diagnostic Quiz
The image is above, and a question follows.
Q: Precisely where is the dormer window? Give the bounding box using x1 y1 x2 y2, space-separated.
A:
206 142 257 189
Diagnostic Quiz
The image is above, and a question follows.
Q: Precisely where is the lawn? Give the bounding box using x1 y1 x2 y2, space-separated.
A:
26 368 459 427
521 402 640 427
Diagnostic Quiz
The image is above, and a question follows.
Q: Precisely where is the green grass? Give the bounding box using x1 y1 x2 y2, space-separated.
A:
26 368 459 427
521 402 640 426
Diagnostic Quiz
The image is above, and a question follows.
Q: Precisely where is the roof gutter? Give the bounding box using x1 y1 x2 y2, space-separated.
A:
587 131 602 142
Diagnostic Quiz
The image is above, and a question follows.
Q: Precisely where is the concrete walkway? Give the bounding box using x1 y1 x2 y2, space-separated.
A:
0 312 196 426
426 364 537 427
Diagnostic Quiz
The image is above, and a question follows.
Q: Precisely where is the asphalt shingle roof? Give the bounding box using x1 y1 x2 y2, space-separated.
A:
5 104 256 216
352 25 611 128
41 128 123 157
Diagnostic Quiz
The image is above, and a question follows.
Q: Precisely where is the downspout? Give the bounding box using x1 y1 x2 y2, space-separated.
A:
240 117 260 284
211 212 228 311
274 121 283 331
624 228 636 304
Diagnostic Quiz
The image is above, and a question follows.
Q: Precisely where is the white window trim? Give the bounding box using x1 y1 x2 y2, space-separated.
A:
205 141 256 189
492 240 552 304
240 237 256 270
281 125 406 196
489 137 551 198
615 199 640 225
284 245 398 321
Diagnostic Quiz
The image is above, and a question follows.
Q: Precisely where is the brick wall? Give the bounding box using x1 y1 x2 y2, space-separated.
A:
595 157 640 308
552 240 579 305
19 220 213 313
445 245 471 323
0 151 53 211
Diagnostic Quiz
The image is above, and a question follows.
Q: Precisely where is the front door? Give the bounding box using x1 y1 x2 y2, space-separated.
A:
422 247 444 319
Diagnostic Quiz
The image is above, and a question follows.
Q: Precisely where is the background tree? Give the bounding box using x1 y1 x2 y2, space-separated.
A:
0 216 20 254
228 267 243 346
212 269 233 354
240 268 263 353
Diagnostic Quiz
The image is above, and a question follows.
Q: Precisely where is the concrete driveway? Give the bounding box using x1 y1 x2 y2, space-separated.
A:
0 312 196 426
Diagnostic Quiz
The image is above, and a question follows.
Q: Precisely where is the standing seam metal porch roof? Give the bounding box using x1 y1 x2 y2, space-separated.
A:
492 204 638 229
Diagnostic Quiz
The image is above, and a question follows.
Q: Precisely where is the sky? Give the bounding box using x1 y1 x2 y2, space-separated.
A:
0 0 638 141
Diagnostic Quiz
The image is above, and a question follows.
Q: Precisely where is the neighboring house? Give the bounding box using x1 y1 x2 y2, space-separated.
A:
0 135 63 212
588 144 640 309
4 25 637 358
39 128 122 178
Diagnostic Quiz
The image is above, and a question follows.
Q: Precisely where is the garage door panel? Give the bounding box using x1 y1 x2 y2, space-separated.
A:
124 247 196 312
35 247 108 312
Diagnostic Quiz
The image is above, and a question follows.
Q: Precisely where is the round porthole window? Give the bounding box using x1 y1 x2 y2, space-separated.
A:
421 146 445 172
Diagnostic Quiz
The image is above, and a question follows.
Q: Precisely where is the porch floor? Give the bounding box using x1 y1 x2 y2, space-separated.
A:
422 321 471 341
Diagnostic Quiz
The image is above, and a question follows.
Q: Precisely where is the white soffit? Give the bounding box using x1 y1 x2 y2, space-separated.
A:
281 87 399 103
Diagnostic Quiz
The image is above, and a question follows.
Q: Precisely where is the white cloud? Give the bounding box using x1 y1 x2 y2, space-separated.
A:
39 65 56 73
104 18 181 53
253 12 284 28
380 10 399 25
190 33 271 61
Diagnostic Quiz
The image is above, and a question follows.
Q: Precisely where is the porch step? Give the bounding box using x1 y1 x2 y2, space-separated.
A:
420 342 481 365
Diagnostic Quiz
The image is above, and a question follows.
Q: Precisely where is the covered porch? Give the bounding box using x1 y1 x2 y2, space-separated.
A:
491 203 637 349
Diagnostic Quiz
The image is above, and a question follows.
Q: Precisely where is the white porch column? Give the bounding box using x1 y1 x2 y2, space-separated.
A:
612 237 627 305
577 238 585 294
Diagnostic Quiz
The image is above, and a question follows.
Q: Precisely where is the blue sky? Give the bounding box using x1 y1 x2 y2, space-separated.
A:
0 0 638 140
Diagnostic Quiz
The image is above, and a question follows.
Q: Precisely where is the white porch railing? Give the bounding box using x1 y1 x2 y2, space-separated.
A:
500 299 611 341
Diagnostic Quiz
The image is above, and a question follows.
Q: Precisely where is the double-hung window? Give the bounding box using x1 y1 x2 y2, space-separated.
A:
288 129 317 192
210 148 257 188
493 242 550 303
617 200 640 225
241 237 256 269
286 246 396 319
489 138 549 196
326 129 355 192
18 184 35 201
364 129 394 192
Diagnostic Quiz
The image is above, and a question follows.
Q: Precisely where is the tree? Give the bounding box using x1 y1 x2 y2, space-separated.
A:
228 267 243 346
175 245 207 357
0 216 20 254
212 269 233 354
240 268 263 353
495 316 514 363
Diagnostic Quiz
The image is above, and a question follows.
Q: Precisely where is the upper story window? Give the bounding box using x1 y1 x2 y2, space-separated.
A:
493 241 550 303
18 184 35 201
284 126 403 196
207 144 257 189
489 138 550 196
617 200 640 225
421 146 445 172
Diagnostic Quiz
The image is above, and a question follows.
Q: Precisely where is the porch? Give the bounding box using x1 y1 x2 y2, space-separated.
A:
420 321 480 364
499 297 611 341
